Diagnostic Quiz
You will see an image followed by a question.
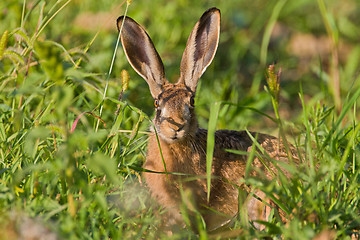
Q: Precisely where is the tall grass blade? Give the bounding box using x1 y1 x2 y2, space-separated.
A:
321 86 360 150
206 101 221 202
96 1 130 131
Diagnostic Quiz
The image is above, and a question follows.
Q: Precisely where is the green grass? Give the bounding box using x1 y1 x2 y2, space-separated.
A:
1 0 360 239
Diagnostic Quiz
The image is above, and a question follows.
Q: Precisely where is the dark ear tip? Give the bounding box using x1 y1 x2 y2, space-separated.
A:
199 7 220 25
116 16 125 31
116 15 136 32
205 7 221 16
117 16 124 23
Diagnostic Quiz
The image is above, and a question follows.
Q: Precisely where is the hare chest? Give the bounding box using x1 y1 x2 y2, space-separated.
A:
143 133 206 205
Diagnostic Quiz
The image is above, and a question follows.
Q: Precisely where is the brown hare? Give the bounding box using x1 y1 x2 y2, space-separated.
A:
117 7 299 232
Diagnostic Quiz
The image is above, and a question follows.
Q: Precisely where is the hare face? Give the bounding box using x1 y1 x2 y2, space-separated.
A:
154 85 196 143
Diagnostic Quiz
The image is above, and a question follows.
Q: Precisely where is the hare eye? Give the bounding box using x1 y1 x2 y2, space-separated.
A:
190 97 195 107
154 99 159 108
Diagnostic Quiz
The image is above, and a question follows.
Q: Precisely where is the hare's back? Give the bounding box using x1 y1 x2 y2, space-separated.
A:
214 130 278 152
213 129 298 178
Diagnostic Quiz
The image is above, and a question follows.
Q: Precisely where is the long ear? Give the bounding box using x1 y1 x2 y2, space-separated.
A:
117 16 166 98
179 7 220 93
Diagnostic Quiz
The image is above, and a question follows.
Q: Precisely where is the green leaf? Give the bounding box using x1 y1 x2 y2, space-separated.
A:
34 40 64 82
206 101 221 202
88 152 121 185
50 85 74 119
24 127 51 159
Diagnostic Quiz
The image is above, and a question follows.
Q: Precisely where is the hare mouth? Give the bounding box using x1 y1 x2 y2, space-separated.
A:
166 134 182 143
159 131 186 144
159 135 179 144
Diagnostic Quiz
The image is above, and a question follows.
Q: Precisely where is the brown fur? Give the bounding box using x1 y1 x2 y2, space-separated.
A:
117 8 299 231
144 127 297 230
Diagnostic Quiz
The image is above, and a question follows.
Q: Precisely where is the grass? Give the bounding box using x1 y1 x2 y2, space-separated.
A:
1 0 360 239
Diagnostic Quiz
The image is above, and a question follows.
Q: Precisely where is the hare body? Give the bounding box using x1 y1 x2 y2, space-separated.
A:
117 8 298 231
144 128 293 229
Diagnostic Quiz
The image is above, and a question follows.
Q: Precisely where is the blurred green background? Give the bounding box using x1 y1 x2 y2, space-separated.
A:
1 0 360 239
2 0 359 131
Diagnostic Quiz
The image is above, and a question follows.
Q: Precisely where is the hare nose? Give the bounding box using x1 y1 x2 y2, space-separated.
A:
170 123 185 132
167 118 185 132
174 124 184 132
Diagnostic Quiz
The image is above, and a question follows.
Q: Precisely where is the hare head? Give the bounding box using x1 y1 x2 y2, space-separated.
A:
117 8 220 143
